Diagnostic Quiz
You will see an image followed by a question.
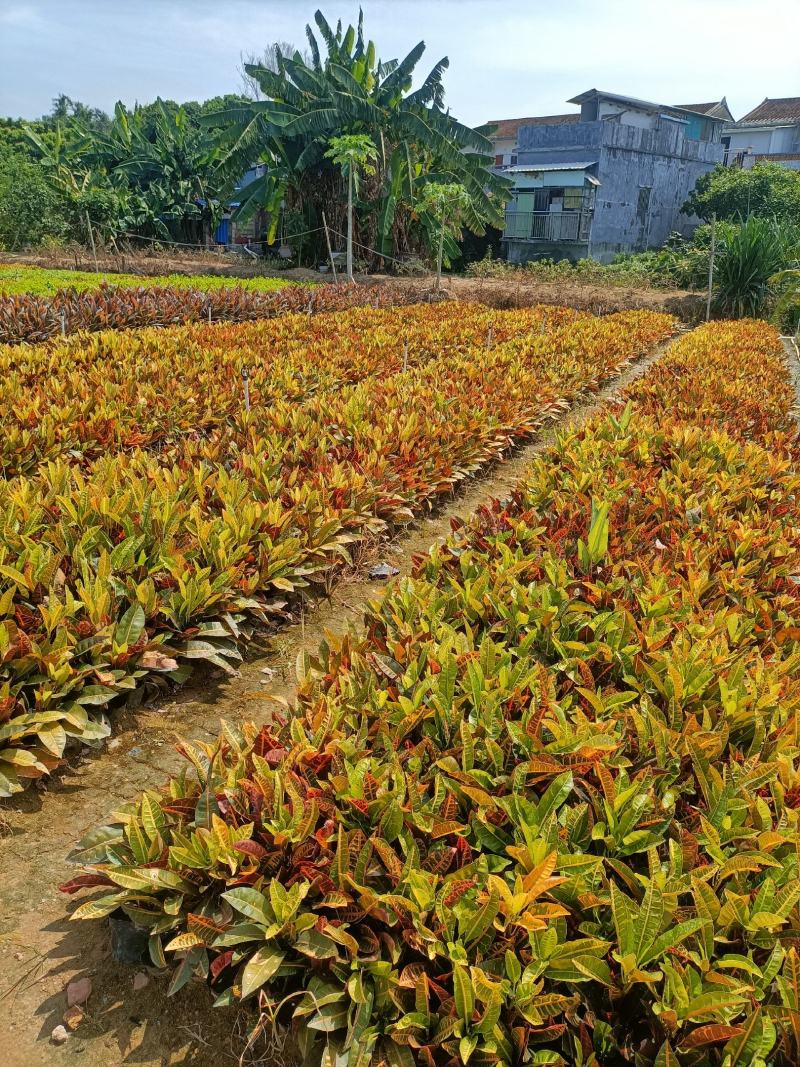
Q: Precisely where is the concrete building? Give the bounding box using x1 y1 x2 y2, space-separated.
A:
723 97 800 171
492 90 727 263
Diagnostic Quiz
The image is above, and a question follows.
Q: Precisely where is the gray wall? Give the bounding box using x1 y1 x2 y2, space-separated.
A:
514 120 724 261
517 120 603 164
590 123 723 260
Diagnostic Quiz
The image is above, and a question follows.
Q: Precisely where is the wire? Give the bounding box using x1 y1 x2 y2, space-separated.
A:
87 221 326 250
328 228 412 267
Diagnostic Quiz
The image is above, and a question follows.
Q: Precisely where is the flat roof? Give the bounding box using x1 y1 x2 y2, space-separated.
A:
506 161 597 172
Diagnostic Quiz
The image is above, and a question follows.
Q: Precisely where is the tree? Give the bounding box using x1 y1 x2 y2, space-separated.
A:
0 146 68 249
419 181 471 290
238 43 307 99
27 98 233 245
325 134 377 280
209 9 510 267
684 162 800 224
45 94 110 133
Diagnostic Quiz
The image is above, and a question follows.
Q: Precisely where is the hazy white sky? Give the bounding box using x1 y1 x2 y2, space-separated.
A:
1 0 798 125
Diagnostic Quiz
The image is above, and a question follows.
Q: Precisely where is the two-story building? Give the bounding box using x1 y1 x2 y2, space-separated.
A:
491 89 727 263
723 97 800 171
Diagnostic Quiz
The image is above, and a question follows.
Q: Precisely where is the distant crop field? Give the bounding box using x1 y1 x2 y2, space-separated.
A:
0 264 296 296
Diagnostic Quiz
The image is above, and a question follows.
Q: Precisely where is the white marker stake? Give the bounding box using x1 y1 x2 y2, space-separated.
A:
242 366 250 412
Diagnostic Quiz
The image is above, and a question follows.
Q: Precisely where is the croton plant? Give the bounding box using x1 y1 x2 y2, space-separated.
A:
65 320 800 1065
0 307 673 795
0 278 405 345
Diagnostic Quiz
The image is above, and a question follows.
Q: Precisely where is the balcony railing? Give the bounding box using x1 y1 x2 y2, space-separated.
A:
502 210 592 243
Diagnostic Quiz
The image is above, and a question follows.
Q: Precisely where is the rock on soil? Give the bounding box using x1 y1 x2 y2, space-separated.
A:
50 1025 69 1045
66 976 92 1007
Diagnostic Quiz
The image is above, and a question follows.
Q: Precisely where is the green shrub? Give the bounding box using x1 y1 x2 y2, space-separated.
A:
712 216 797 318
0 148 69 249
683 161 800 225
464 252 665 289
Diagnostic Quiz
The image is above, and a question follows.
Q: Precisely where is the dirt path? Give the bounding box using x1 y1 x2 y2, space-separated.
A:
0 337 676 1067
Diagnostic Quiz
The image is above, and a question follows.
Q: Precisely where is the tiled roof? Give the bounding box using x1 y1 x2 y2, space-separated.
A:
736 97 800 125
485 114 580 140
676 99 733 121
678 102 718 114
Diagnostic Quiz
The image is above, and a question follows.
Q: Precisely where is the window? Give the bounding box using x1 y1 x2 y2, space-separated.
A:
563 188 584 211
495 153 503 166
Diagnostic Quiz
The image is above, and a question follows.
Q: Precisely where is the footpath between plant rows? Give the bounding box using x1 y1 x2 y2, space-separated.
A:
0 334 681 1067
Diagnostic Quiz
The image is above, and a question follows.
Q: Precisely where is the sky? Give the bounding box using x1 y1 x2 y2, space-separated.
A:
1 0 799 126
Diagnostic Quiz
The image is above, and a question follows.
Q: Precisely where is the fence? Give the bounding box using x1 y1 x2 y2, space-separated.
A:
502 210 592 243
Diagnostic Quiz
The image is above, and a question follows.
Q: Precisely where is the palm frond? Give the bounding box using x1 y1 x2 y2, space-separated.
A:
406 57 449 109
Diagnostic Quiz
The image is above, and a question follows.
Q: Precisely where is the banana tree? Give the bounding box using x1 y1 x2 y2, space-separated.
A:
206 9 511 266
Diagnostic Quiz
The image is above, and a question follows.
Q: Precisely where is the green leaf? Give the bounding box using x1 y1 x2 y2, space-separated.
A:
115 603 145 648
222 887 271 925
106 866 189 892
167 945 206 997
610 882 636 957
639 918 706 967
723 1008 764 1066
633 880 664 962
587 498 611 565
70 893 126 920
241 946 285 999
654 1041 679 1067
462 882 500 946
453 964 474 1024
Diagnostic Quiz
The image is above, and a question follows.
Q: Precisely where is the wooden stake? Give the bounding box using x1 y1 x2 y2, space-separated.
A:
322 211 338 283
706 212 717 323
85 211 99 272
241 366 250 412
403 337 409 372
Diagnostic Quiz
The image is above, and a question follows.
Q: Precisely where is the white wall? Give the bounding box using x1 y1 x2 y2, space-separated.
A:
492 135 517 165
597 101 657 130
511 170 588 190
728 126 799 156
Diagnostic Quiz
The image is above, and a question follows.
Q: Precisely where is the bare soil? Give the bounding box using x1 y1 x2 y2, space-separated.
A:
0 250 702 321
0 248 322 284
378 275 705 323
0 339 676 1067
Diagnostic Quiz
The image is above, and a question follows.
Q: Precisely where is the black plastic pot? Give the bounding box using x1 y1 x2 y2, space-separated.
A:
109 911 150 965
